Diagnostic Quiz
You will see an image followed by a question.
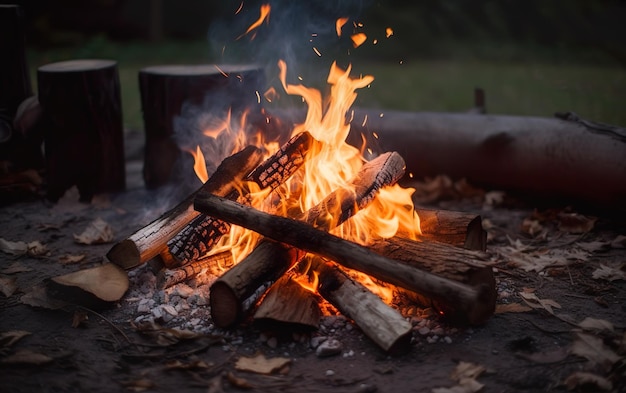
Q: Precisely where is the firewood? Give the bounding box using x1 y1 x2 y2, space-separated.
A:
139 64 265 188
209 153 406 327
46 263 128 310
311 257 412 353
106 145 263 270
195 194 494 326
414 208 486 251
208 151 406 328
37 59 125 202
156 250 234 289
253 275 321 331
167 131 314 266
366 236 495 324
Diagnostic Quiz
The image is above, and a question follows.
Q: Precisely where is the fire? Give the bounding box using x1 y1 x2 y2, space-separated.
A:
386 27 394 38
351 33 367 48
188 146 208 183
238 3 271 40
336 17 349 37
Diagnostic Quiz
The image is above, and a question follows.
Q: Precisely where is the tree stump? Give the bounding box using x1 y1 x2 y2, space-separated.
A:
138 64 265 188
38 59 126 202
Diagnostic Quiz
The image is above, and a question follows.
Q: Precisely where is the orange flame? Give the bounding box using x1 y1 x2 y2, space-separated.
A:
385 27 393 38
188 146 208 183
336 17 349 37
238 3 271 40
351 33 367 48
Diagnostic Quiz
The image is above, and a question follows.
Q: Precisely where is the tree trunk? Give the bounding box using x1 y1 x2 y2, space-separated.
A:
38 59 125 202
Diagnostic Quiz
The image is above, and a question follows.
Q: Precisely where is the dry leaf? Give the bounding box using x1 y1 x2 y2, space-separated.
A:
0 238 28 255
517 347 570 364
235 353 291 375
521 218 544 237
432 378 484 393
163 359 211 370
0 330 31 349
432 362 486 393
564 371 613 391
26 241 48 256
120 378 154 392
133 321 205 346
226 371 255 389
20 284 69 310
557 213 596 234
495 303 532 314
0 275 18 297
610 235 626 248
0 349 53 365
73 218 114 245
519 292 561 315
49 263 128 303
571 332 621 371
1 262 32 274
576 241 610 252
592 264 626 281
59 254 86 265
578 317 614 333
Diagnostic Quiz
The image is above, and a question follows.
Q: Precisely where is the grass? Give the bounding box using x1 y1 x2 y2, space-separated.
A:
27 39 626 130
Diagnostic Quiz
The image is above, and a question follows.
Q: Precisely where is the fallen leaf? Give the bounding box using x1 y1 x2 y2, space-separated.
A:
521 218 544 237
26 241 48 256
163 359 211 370
120 378 154 392
71 310 89 328
0 238 28 255
235 353 291 375
576 241 610 253
0 349 53 365
37 223 61 231
495 303 532 313
0 275 18 297
519 292 561 315
0 330 31 349
59 254 86 265
517 347 570 364
592 264 626 281
557 213 596 234
133 321 206 346
610 235 626 248
20 283 69 310
432 378 484 393
73 218 114 245
49 263 128 303
571 332 621 371
1 262 32 274
226 371 255 389
578 317 614 333
432 362 486 393
564 371 613 391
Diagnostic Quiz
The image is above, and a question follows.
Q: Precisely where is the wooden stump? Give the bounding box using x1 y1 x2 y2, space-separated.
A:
38 59 126 202
139 64 265 188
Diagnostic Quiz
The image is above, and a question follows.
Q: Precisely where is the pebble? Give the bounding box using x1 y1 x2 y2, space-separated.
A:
443 336 452 344
310 336 327 349
325 369 335 377
172 284 194 298
343 350 355 358
266 337 278 349
417 327 430 336
316 338 343 357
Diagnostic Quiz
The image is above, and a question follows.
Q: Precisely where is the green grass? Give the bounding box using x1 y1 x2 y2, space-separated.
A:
28 39 626 130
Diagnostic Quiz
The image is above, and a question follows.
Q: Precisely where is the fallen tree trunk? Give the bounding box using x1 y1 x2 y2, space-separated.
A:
106 145 263 269
311 257 412 353
167 131 314 265
195 194 494 325
414 208 486 251
208 151 406 328
270 108 626 207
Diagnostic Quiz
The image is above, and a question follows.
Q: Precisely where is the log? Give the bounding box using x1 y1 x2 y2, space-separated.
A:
312 257 412 353
209 151 406 328
37 59 125 202
253 275 321 332
366 236 495 324
271 108 626 207
414 208 486 251
156 250 233 289
195 194 494 325
106 145 263 270
139 64 265 188
167 131 314 265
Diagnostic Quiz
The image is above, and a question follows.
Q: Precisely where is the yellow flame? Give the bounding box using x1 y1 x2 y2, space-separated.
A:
188 146 208 183
336 17 349 37
385 27 394 38
351 33 367 48
238 3 271 40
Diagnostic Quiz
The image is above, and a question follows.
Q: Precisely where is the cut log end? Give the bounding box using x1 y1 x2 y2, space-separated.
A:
210 281 242 328
106 239 140 270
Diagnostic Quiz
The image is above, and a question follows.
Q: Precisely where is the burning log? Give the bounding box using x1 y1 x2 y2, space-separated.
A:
311 257 412 353
414 208 486 251
366 236 495 324
253 275 321 332
106 145 264 270
167 131 314 266
38 59 126 202
156 250 233 290
139 64 265 188
209 151 406 328
195 194 494 326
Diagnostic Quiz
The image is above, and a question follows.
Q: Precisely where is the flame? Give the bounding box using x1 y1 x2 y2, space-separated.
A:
385 27 393 38
238 3 271 40
336 17 349 37
188 146 208 183
351 33 367 48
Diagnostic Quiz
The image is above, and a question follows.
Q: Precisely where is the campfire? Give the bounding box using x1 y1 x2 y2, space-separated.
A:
105 55 496 353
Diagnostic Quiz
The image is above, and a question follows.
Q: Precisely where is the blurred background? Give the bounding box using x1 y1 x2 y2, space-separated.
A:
6 0 626 130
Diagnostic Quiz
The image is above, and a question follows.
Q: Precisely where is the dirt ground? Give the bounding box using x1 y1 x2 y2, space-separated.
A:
1 132 624 393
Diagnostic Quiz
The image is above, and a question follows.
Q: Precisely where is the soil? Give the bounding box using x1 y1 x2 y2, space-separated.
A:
1 131 624 393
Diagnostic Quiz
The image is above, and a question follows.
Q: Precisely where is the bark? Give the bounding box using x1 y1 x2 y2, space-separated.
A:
312 257 412 353
195 194 494 325
37 59 125 202
156 250 234 289
106 146 263 270
414 208 486 251
208 152 406 328
139 64 265 188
